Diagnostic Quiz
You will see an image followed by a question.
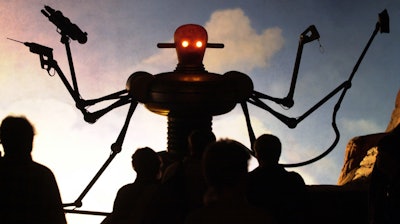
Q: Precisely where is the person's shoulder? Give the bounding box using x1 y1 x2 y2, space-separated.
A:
287 171 306 185
28 161 59 180
30 161 54 173
118 183 135 191
247 167 263 181
162 160 184 182
248 166 280 182
287 170 302 179
248 166 266 176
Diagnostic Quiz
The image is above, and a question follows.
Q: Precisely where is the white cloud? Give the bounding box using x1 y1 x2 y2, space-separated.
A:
213 108 272 147
340 118 383 135
136 50 177 74
204 8 284 73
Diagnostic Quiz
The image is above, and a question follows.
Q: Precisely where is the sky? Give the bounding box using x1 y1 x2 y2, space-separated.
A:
1 1 399 223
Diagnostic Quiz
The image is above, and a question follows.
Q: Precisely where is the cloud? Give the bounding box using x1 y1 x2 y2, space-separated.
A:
213 109 272 146
136 50 177 74
204 8 284 73
340 118 383 135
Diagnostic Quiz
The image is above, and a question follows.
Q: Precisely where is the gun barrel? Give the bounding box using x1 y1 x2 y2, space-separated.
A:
6 37 25 44
8 38 53 57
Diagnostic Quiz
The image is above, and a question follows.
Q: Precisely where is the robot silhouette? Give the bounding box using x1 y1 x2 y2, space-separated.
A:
12 5 389 215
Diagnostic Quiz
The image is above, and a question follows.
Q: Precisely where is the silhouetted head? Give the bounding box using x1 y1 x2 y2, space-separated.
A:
253 134 281 166
0 115 35 158
188 129 216 158
131 147 161 180
203 139 250 190
174 24 208 69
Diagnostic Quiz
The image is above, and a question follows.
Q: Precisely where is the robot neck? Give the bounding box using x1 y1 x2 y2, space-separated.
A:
175 63 206 73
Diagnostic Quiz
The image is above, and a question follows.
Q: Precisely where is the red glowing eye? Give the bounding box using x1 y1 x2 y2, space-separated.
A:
196 41 203 48
182 40 189 47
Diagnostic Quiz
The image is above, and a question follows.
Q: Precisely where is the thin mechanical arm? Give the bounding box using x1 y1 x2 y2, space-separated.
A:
47 58 130 123
247 95 298 128
282 25 320 108
83 90 129 106
83 96 131 124
256 25 320 108
63 101 138 209
48 59 80 104
240 102 256 155
6 38 120 121
63 209 109 216
246 9 389 167
61 34 80 99
37 5 131 123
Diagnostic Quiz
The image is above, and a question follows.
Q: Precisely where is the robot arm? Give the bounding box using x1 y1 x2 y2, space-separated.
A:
244 9 389 167
256 25 320 108
14 6 133 124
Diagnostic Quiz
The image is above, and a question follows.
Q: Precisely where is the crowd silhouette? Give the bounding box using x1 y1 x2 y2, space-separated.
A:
1 114 399 224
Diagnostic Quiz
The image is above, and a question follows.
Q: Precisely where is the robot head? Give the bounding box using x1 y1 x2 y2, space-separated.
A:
157 24 223 71
174 24 208 69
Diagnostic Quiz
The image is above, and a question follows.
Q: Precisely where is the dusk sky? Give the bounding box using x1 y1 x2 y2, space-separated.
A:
1 1 399 223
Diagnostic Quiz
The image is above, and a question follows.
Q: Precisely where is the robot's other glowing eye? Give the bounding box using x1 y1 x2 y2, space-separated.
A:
182 41 189 48
196 41 203 48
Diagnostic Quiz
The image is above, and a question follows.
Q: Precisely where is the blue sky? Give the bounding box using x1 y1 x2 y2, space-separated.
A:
1 1 399 223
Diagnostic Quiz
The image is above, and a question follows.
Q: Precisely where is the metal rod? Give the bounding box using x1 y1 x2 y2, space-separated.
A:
64 209 110 216
240 102 256 154
61 35 80 99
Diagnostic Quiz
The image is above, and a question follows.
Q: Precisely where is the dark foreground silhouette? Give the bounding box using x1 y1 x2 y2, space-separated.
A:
0 115 66 224
368 124 400 224
247 134 306 224
185 139 277 224
102 147 161 224
2 115 398 224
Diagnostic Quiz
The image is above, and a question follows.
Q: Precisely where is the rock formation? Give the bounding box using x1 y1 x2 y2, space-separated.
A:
386 89 400 132
338 89 400 186
301 89 399 224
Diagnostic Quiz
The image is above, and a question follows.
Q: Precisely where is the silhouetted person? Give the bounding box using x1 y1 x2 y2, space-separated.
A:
0 115 66 224
162 129 216 217
369 124 400 224
102 147 161 224
184 130 216 212
246 134 306 224
151 130 215 224
158 150 183 174
185 139 276 224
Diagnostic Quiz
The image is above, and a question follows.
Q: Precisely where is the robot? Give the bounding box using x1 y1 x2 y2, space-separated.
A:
12 5 389 214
